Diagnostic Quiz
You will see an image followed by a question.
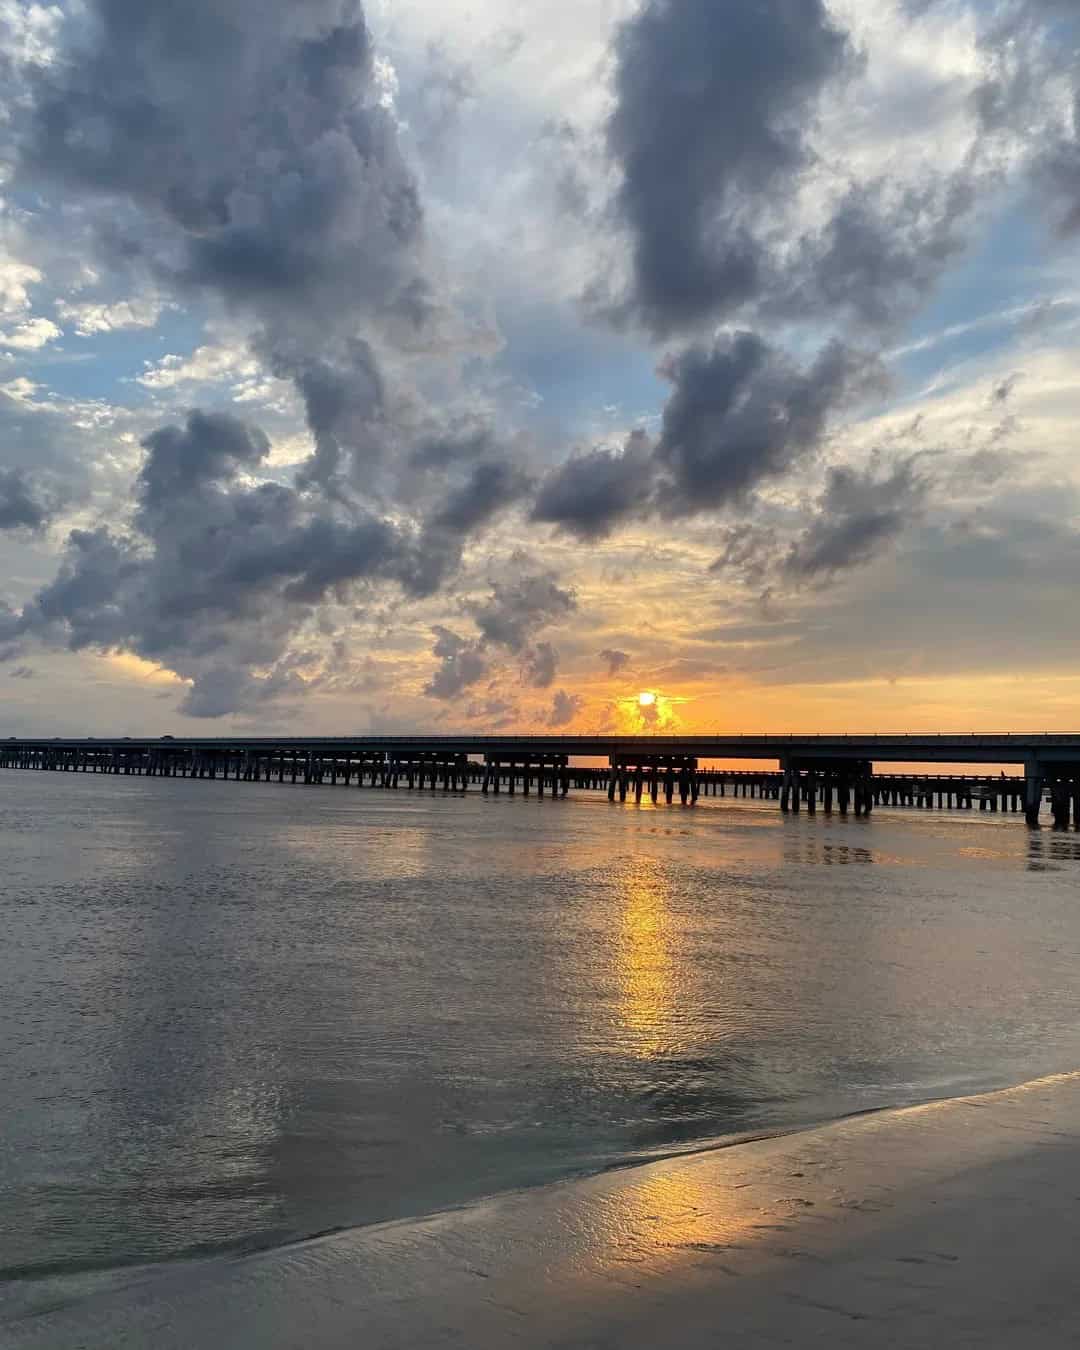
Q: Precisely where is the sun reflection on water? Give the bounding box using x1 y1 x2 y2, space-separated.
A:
617 859 677 1059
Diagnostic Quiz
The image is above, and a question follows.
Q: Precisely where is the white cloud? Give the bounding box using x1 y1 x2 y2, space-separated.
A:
0 0 61 71
0 258 42 316
136 342 259 390
56 296 169 336
0 316 62 349
1 375 41 403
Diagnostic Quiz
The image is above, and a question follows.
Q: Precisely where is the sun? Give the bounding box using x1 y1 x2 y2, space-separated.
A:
638 691 657 708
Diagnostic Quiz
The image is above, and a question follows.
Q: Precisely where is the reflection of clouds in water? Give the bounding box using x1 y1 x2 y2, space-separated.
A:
278 806 625 882
278 822 435 880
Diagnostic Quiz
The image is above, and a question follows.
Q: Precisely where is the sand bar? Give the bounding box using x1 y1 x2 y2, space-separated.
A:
7 1072 1080 1348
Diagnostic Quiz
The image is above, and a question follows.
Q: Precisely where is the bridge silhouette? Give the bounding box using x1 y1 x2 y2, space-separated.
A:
4 733 1080 828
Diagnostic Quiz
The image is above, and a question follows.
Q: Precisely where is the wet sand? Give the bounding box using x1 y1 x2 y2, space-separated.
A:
8 1072 1080 1348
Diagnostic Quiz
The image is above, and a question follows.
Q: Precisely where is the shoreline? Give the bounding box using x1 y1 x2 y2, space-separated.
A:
0 1069 1038 1301
8 1070 1080 1347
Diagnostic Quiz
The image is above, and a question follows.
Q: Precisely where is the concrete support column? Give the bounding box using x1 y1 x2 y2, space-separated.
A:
1051 780 1071 830
1025 758 1044 828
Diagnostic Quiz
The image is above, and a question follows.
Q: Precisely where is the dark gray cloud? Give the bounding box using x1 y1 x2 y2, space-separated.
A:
0 381 100 523
593 0 989 341
16 0 516 544
138 412 270 513
972 2 1080 234
531 431 653 540
23 0 426 336
547 689 583 727
19 409 432 715
178 666 308 719
784 458 928 578
708 522 777 589
464 694 520 728
424 626 489 700
534 333 880 538
431 460 532 534
602 0 852 336
10 2 539 709
599 648 630 677
775 175 977 329
467 568 577 652
522 641 559 689
0 468 53 531
288 341 387 493
655 333 881 515
424 563 577 702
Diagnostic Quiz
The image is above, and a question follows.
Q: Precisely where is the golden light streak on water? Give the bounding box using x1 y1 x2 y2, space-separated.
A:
617 859 676 1060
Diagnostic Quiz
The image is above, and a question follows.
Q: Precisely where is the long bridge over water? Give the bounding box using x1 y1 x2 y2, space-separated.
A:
5 734 1080 829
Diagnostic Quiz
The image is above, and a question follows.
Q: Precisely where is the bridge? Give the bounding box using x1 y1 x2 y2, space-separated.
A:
3 734 1080 828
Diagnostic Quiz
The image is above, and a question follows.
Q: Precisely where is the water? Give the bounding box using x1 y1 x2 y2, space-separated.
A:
4 770 1080 1314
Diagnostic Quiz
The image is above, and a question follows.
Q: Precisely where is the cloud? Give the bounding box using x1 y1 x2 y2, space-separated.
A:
178 665 308 719
547 688 582 726
138 410 271 512
0 316 61 349
423 561 578 701
784 457 929 578
424 625 489 699
654 333 882 514
136 343 259 391
7 664 34 679
600 0 853 336
533 332 881 537
467 566 577 652
430 459 532 534
522 640 559 689
0 258 43 317
708 522 777 589
0 467 54 531
57 295 167 336
531 430 653 540
774 174 977 329
18 408 428 715
21 1 426 331
589 0 991 345
14 0 459 522
972 2 1080 236
7 0 539 709
599 647 630 676
464 694 520 728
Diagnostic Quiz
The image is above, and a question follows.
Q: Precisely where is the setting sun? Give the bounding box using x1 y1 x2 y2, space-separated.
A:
638 691 657 708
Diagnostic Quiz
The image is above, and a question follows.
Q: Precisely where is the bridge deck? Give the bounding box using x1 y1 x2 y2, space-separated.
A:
5 733 1080 765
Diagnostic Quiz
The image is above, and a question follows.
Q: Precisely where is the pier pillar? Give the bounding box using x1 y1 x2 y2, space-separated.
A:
1025 758 1044 828
1051 780 1071 830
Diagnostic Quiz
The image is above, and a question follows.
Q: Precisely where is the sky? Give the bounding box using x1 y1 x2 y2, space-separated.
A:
2 0 1080 737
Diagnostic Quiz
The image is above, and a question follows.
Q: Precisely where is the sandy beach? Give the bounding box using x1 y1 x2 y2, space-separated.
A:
7 1070 1080 1348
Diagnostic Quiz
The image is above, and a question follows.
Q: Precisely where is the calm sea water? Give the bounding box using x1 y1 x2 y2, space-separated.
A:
4 770 1080 1315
